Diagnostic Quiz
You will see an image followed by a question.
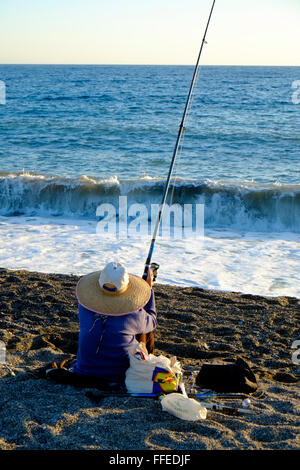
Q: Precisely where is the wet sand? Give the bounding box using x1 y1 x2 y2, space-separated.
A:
0 267 299 450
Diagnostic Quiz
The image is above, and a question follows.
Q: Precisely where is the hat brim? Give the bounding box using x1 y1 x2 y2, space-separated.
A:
76 271 151 315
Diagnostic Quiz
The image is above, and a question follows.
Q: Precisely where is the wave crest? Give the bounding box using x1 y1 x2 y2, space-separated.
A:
0 171 299 232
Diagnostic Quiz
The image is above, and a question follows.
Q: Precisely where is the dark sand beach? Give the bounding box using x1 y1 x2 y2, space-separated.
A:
0 267 299 450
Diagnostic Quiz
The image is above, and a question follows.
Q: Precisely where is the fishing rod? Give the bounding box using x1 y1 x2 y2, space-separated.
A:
86 391 260 416
142 0 216 281
85 390 249 401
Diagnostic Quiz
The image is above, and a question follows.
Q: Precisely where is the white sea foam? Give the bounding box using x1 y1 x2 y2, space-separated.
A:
0 215 299 299
1 172 300 232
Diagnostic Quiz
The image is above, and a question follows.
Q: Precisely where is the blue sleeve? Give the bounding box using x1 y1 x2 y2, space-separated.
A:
130 290 157 334
143 289 156 316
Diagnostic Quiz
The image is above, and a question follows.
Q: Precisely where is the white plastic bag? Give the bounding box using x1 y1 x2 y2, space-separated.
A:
160 393 207 421
125 343 182 394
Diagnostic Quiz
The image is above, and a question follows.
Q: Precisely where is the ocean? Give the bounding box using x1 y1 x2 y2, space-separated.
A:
0 65 299 297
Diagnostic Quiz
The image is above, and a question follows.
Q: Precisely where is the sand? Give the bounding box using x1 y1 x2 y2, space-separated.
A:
0 267 299 451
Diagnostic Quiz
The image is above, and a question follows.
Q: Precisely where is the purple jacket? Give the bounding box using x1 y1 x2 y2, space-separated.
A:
72 290 156 384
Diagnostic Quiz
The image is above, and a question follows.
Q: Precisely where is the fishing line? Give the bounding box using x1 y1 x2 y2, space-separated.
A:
143 0 216 280
169 51 204 208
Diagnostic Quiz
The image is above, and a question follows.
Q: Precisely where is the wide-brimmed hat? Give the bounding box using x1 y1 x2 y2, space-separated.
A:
76 262 151 315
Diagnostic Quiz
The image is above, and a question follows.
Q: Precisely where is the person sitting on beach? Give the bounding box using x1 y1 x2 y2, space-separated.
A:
46 261 156 390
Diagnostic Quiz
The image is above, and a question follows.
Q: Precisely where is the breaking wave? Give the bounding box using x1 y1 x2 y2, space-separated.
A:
0 171 299 233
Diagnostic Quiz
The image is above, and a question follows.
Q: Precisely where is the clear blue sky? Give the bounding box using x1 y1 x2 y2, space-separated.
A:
1 0 299 65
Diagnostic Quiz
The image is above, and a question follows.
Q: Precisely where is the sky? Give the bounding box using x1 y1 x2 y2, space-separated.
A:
0 0 299 66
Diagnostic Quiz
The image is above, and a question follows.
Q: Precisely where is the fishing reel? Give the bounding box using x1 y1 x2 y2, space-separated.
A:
150 262 160 283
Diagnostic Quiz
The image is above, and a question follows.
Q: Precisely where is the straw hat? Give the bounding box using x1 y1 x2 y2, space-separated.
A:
76 262 151 315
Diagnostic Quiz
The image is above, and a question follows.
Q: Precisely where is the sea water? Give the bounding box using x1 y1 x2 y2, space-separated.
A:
0 65 299 298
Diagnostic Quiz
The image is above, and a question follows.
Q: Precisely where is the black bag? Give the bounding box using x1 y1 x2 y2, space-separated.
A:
34 357 123 391
195 357 258 394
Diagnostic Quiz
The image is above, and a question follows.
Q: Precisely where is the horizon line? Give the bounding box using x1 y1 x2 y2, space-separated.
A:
0 63 299 67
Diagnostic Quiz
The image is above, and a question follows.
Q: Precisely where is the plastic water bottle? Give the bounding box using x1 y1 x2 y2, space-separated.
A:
0 340 6 365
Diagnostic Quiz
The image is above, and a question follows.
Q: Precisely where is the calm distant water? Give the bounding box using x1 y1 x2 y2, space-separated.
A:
0 64 299 182
0 65 299 297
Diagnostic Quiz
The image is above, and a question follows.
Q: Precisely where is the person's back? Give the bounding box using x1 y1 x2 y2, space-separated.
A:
73 285 156 385
46 261 156 389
